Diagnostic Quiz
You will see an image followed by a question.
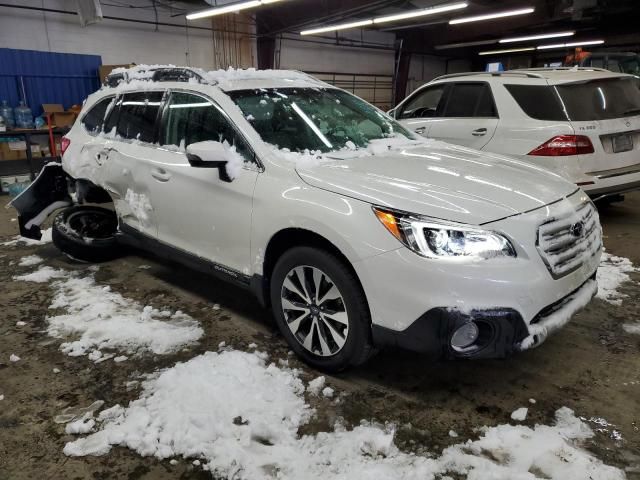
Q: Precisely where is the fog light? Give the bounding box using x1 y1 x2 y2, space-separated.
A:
451 321 479 351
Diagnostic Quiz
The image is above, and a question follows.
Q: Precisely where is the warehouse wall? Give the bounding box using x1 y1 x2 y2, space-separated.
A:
406 54 472 95
0 0 215 69
278 30 396 75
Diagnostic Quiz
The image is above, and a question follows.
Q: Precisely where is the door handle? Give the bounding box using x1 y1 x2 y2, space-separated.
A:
414 126 427 134
472 128 488 137
151 168 171 182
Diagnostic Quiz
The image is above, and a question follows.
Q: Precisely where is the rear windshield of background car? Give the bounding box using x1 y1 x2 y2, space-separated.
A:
505 77 640 122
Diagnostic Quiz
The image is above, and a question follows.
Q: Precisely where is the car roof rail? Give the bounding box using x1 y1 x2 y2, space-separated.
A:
513 67 611 73
104 66 216 87
432 71 545 82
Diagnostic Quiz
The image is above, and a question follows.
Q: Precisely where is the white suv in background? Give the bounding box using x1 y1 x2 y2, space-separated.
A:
12 66 602 371
391 67 640 200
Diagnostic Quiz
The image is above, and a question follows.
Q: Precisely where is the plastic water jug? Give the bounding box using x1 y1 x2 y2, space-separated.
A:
14 101 34 129
0 100 14 128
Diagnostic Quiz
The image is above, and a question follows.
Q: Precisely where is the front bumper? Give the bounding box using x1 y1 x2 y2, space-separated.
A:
370 276 597 359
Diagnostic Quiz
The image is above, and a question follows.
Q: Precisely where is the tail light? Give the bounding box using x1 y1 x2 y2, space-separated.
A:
60 136 71 156
528 135 594 156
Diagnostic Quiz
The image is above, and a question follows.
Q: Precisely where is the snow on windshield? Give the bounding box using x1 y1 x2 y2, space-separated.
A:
229 88 416 153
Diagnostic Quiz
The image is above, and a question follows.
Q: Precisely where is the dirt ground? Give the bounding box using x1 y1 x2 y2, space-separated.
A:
0 192 639 480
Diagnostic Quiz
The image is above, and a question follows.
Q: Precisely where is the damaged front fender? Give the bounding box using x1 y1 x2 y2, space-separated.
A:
8 163 72 240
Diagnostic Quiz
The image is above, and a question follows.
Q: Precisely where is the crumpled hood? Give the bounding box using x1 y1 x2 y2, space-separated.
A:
295 141 577 224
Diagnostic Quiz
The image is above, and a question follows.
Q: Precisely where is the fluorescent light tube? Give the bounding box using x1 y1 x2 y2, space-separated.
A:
187 0 282 20
300 2 467 35
500 31 574 43
537 40 605 50
479 47 535 56
373 2 468 24
450 7 534 24
301 19 374 35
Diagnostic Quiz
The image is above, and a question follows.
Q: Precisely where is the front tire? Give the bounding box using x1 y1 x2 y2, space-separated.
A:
270 246 374 372
52 206 120 262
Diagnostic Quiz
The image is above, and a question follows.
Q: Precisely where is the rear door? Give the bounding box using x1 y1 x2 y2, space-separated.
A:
395 83 448 137
427 82 499 149
99 90 165 238
556 76 640 174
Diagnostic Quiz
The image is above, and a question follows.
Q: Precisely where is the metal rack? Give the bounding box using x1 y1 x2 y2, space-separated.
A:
0 126 69 179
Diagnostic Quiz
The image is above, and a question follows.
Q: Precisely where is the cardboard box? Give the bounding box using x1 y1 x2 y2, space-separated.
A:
42 104 76 128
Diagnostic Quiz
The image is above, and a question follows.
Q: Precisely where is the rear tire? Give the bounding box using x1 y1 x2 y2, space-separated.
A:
52 206 121 262
270 246 375 372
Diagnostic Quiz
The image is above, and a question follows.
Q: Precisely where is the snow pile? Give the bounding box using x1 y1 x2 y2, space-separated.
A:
1 228 52 246
15 267 203 359
18 255 44 266
14 266 68 283
597 251 638 305
64 350 623 480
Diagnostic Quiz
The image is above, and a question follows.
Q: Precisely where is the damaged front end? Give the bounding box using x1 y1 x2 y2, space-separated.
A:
9 163 73 240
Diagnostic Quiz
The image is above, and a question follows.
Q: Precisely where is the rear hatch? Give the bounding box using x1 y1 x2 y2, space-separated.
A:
553 75 640 175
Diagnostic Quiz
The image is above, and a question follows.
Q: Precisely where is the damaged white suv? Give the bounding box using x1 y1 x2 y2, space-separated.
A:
12 66 602 371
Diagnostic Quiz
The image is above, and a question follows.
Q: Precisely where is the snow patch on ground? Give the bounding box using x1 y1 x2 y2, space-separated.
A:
511 407 528 421
64 350 624 480
15 267 203 360
597 251 638 305
18 254 44 266
307 376 325 396
1 228 52 246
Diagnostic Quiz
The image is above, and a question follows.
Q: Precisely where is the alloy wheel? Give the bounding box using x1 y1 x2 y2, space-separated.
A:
280 265 349 357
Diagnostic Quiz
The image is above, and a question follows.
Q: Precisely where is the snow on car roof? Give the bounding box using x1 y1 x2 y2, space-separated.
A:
106 64 330 92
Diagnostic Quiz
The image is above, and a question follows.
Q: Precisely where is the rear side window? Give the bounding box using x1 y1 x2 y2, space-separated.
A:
504 85 568 121
443 83 497 118
81 96 114 135
161 91 254 163
116 92 164 142
398 85 447 119
556 77 640 121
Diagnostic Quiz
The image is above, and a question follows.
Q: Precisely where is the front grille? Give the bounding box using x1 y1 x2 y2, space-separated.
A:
537 201 602 278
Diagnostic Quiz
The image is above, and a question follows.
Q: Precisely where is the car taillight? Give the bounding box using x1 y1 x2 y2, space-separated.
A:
60 137 71 156
528 135 594 156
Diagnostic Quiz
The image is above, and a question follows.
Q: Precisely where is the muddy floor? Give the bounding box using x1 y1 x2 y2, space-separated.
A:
0 192 639 479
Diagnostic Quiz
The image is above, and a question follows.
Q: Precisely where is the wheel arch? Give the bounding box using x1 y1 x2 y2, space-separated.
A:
255 228 369 311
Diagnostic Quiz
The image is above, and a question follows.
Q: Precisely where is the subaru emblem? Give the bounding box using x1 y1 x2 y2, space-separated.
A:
570 221 584 237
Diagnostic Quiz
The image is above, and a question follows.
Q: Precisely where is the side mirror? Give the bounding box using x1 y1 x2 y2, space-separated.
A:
186 141 232 182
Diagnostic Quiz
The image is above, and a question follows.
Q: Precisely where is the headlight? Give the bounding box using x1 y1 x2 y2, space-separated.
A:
373 207 516 260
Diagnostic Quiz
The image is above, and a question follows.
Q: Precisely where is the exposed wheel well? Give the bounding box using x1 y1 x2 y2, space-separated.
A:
73 179 114 205
260 228 368 310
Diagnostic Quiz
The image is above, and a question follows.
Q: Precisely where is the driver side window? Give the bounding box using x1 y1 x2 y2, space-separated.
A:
398 85 447 119
161 91 255 164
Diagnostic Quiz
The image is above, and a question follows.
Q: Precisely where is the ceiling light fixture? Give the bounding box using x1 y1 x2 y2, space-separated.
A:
450 7 534 25
300 1 468 35
499 31 574 43
186 0 283 20
300 19 374 36
537 39 605 50
478 47 536 56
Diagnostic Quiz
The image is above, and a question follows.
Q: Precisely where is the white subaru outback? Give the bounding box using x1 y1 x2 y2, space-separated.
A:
11 66 602 371
392 67 640 201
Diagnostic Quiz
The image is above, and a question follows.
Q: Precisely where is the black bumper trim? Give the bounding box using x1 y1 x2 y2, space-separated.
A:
371 307 528 360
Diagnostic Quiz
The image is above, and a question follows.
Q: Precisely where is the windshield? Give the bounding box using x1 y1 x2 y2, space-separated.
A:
228 88 415 153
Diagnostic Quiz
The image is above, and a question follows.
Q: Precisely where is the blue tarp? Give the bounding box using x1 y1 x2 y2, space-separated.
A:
0 48 102 117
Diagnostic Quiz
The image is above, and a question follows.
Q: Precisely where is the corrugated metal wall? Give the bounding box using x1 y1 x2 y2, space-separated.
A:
0 48 102 117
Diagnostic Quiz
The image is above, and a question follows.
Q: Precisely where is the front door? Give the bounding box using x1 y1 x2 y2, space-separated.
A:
145 90 259 274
